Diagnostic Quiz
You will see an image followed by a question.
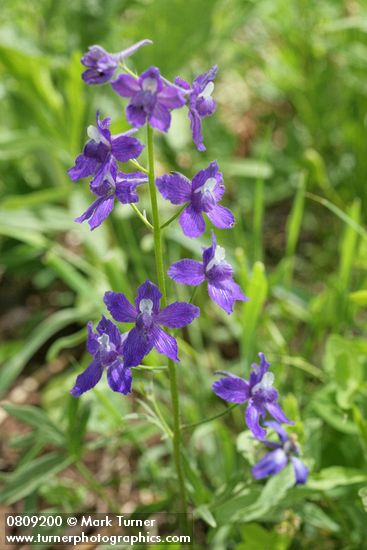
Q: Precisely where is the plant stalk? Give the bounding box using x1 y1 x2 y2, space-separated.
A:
146 124 188 519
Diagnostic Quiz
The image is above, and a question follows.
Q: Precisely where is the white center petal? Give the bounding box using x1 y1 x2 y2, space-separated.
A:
142 77 158 93
97 333 112 352
252 372 274 394
194 177 217 195
199 81 214 99
87 125 109 146
206 245 226 272
139 298 154 315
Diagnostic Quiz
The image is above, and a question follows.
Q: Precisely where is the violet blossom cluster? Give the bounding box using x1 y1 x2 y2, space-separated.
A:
67 39 308 486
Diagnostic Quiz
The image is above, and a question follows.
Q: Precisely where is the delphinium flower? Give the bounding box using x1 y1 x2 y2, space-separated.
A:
71 316 131 396
81 40 152 85
68 112 144 187
104 280 200 368
212 353 292 439
168 231 248 314
156 161 234 238
75 160 148 230
252 421 309 485
112 67 186 132
175 65 218 152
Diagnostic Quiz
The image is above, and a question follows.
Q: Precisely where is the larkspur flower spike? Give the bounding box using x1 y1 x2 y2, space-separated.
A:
70 317 131 396
175 65 218 152
112 66 186 132
104 280 200 368
68 112 144 188
252 422 309 485
156 161 235 238
168 231 248 314
212 353 293 439
81 40 153 85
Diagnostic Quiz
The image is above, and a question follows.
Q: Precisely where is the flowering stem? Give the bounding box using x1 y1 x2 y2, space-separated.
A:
147 124 167 301
160 203 187 229
146 124 188 519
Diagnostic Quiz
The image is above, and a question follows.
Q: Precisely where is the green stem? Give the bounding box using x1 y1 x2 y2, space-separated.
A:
146 124 188 519
130 203 153 230
182 404 238 430
129 158 149 174
160 204 187 229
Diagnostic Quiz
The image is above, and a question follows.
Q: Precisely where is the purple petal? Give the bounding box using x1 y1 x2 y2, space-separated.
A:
96 315 123 348
111 135 144 162
107 361 132 394
179 205 206 238
264 421 289 444
149 103 171 132
208 279 247 314
151 325 179 362
87 196 115 229
206 204 235 230
157 302 200 328
290 457 309 485
188 109 205 152
126 104 147 128
104 291 137 323
168 259 205 286
158 86 185 109
86 321 99 355
112 74 140 97
193 65 218 89
156 172 192 205
196 96 216 118
212 376 249 403
70 359 103 397
124 326 154 368
174 76 191 91
139 66 163 91
265 401 294 425
75 197 104 224
246 404 266 439
119 39 153 60
135 280 162 314
191 161 219 191
252 449 288 480
68 153 99 181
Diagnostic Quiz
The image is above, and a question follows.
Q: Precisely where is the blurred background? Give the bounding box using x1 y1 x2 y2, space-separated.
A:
1 0 367 549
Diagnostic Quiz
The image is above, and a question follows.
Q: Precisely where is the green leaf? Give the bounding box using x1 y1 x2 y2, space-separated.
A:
0 307 91 397
240 261 268 365
0 453 71 505
307 467 367 491
302 503 340 533
2 404 64 446
195 505 217 528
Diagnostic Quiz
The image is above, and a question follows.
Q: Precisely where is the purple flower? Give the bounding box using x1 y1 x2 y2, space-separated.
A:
168 231 248 314
175 65 218 152
252 422 309 485
81 40 152 85
156 161 234 238
112 67 186 132
75 160 147 230
68 112 144 188
212 353 293 439
104 280 200 368
71 316 131 396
